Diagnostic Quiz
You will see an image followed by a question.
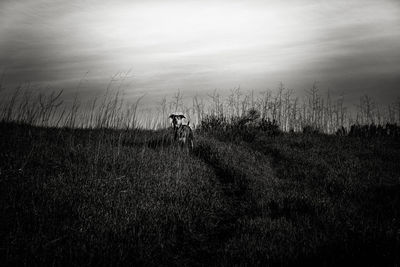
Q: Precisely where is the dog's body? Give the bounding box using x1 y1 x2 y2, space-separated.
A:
169 114 194 150
177 124 194 149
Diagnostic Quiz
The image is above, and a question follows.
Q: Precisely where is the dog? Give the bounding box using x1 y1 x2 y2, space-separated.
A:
169 113 194 150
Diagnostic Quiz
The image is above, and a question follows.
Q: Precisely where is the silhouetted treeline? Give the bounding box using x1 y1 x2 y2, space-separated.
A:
1 77 399 131
200 108 281 142
344 123 400 138
201 106 400 141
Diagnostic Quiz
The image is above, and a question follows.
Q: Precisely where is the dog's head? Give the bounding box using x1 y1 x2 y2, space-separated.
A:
169 114 185 127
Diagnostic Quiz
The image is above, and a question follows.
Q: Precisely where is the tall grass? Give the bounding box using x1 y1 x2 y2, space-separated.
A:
2 120 399 265
1 80 399 132
0 78 399 265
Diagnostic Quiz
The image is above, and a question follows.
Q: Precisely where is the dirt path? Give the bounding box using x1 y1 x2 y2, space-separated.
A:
192 135 279 264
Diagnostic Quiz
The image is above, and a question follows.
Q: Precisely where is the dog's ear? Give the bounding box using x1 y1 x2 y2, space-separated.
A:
179 115 186 119
169 114 175 119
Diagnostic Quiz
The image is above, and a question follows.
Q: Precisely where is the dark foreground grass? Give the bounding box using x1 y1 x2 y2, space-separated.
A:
1 122 399 266
0 123 228 266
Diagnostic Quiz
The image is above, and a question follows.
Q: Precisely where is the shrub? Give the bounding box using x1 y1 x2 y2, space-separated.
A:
302 125 322 135
200 110 281 143
349 123 400 138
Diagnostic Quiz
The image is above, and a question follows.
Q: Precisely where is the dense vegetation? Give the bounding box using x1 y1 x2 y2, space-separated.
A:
0 81 399 265
1 116 399 265
1 82 399 132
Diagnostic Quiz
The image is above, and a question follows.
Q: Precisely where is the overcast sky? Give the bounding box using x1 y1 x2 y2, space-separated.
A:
0 0 399 105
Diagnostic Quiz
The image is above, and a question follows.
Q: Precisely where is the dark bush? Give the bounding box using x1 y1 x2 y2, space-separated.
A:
257 117 281 136
335 126 347 136
302 125 322 135
200 110 281 143
348 123 400 138
199 115 228 132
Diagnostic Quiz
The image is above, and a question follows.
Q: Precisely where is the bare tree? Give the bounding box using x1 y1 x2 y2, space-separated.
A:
38 89 64 126
193 95 205 127
208 89 223 117
358 94 375 124
157 97 168 128
171 90 183 112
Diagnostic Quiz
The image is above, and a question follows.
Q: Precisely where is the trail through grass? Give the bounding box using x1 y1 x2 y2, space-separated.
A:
1 122 399 265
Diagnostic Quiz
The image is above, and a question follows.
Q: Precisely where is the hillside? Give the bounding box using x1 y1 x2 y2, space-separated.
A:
1 121 399 266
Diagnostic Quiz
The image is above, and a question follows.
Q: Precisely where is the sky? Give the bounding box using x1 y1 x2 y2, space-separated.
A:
0 0 399 106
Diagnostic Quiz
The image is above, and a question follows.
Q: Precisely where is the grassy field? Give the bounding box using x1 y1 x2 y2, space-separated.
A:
1 121 399 266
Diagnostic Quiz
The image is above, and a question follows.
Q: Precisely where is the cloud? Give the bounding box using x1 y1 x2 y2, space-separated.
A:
0 0 399 106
